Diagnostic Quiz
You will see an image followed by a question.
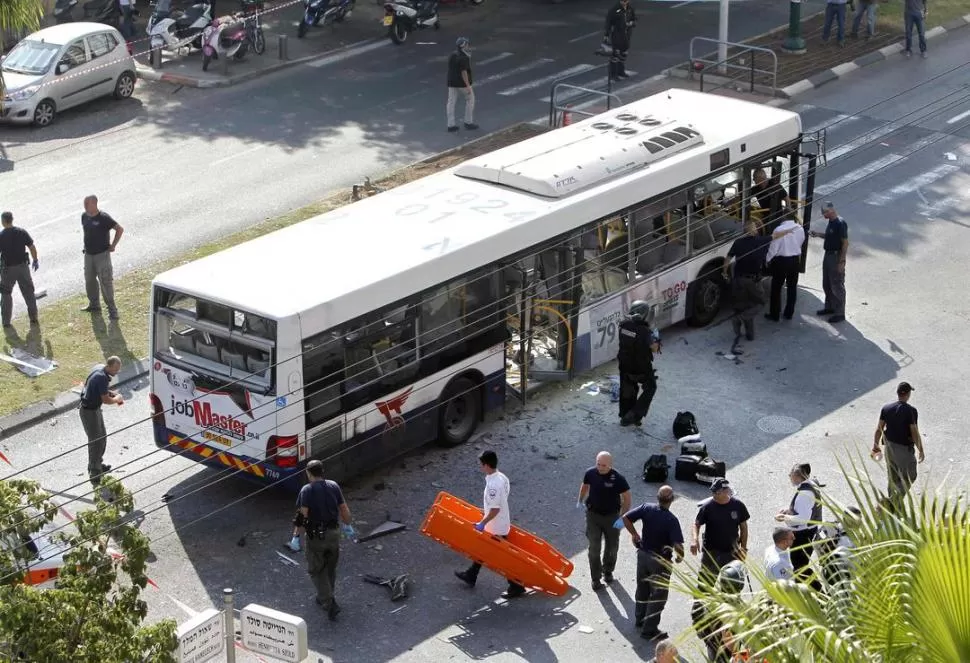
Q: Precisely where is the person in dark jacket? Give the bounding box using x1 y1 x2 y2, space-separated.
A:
617 300 660 427
604 0 636 81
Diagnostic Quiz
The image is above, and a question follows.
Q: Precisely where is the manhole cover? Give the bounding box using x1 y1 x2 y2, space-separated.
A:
757 415 802 435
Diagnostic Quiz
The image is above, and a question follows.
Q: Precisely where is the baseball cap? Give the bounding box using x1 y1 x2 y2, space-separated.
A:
897 381 915 395
710 477 731 493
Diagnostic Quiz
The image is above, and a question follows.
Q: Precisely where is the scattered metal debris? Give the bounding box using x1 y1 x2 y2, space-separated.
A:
363 573 410 602
358 520 407 542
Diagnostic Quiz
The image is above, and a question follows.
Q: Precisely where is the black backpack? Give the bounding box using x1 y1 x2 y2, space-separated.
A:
642 454 669 482
673 411 699 439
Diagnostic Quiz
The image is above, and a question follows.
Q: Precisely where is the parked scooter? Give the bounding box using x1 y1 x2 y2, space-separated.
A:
201 14 248 70
382 0 438 45
53 0 123 26
240 0 266 55
297 0 356 38
148 0 213 52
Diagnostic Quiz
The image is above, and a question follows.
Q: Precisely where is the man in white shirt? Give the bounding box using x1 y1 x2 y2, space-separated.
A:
764 215 806 321
764 526 795 581
454 450 526 599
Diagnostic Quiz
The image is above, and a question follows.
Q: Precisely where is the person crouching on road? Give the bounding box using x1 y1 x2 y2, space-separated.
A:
775 463 822 589
622 485 684 642
454 450 526 599
617 299 661 427
294 459 356 621
577 451 632 591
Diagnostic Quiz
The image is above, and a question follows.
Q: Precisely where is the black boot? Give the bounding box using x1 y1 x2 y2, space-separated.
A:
616 62 630 79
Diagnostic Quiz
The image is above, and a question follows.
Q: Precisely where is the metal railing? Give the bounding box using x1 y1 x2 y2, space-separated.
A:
687 37 778 96
547 64 622 128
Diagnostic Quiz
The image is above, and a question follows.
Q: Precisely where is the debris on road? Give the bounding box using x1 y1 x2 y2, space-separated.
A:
0 349 57 378
358 519 407 542
275 551 300 566
577 625 594 634
363 573 410 602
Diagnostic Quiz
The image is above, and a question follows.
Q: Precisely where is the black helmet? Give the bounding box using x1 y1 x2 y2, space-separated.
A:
717 560 746 594
628 300 651 321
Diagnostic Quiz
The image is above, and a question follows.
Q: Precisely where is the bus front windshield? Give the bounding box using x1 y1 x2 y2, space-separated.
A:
153 288 277 390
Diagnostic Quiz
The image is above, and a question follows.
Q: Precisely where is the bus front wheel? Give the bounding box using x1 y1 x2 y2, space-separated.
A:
436 377 481 447
686 273 723 327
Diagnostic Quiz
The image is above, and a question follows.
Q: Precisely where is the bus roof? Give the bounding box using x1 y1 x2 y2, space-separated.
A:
153 89 801 331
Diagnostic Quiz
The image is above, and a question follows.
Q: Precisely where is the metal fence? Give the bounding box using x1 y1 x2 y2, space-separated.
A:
547 64 623 128
687 36 778 96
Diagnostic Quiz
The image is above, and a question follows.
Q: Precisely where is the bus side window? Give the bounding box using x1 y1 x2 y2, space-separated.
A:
419 284 464 355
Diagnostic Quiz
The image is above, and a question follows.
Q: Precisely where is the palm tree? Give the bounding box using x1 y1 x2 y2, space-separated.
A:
668 458 970 662
1 0 47 105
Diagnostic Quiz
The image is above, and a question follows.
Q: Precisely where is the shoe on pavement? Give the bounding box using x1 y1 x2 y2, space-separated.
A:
921 51 927 58
817 308 834 316
828 315 845 324
463 122 479 130
501 586 526 599
640 630 668 641
81 306 102 313
108 311 119 320
454 570 476 587
101 464 112 472
764 314 780 322
905 50 912 57
604 573 614 584
447 126 459 132
328 600 341 621
592 580 605 591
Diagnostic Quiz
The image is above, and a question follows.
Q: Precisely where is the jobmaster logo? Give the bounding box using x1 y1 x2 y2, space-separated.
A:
171 397 248 441
375 387 413 431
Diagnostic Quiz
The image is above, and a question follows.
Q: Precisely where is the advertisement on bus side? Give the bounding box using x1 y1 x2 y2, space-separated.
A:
152 359 276 450
585 266 690 369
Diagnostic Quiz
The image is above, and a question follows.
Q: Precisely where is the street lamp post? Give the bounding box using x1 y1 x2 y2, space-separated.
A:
782 0 806 53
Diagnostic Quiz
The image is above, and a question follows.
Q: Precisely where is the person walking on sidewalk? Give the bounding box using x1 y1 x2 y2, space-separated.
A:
454 450 527 599
822 0 849 47
604 0 636 81
764 215 805 321
850 0 878 40
809 201 848 324
577 451 632 591
873 382 924 501
81 195 124 320
294 459 355 621
0 211 39 329
446 37 478 133
78 356 124 492
903 0 928 58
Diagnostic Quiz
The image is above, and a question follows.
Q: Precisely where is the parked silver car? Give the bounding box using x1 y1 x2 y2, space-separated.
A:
1 22 136 127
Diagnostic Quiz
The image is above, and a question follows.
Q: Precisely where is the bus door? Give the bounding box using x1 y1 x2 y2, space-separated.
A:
527 245 583 382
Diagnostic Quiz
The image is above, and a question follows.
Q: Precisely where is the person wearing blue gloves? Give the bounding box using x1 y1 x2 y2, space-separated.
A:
577 451 632 591
293 459 355 621
455 450 526 599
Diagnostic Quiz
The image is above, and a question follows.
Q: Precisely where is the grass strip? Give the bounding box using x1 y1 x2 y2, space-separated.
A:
0 123 546 419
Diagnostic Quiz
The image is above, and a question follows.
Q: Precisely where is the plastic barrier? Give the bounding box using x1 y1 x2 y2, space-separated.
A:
420 491 573 596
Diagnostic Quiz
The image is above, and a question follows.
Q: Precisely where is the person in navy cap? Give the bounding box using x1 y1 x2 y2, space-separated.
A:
690 478 750 587
873 381 924 500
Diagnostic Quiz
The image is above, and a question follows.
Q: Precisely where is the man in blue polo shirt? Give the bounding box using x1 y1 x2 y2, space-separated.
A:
622 484 684 641
78 356 124 490
577 451 631 591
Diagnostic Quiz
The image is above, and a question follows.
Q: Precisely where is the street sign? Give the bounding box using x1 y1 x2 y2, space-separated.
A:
175 608 224 663
240 604 308 662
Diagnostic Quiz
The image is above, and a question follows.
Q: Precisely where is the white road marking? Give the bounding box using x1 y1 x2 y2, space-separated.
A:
827 120 908 161
305 39 389 68
539 70 638 103
33 201 111 231
945 109 970 125
803 113 858 135
209 144 265 169
476 59 553 86
814 134 941 196
498 64 598 96
167 594 199 618
568 29 603 44
864 164 960 206
477 52 514 66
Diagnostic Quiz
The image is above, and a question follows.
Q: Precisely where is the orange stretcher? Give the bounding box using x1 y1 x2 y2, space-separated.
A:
420 491 573 596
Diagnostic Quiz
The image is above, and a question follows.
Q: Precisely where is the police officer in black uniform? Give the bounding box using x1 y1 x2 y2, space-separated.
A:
0 211 40 329
690 478 750 587
604 0 636 81
617 300 660 427
294 460 356 621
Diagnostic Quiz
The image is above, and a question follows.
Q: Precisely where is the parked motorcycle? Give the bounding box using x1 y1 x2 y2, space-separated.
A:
148 1 213 52
201 14 248 70
297 0 356 38
240 0 266 55
382 0 438 45
53 0 123 26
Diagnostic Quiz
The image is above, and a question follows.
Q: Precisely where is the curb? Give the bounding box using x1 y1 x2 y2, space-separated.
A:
778 12 970 98
134 38 383 89
0 359 151 443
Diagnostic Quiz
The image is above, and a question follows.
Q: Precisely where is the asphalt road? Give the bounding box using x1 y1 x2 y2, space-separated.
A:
0 0 826 312
3 30 970 661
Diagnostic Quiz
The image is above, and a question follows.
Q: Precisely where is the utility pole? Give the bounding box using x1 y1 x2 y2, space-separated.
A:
718 0 729 74
782 0 807 53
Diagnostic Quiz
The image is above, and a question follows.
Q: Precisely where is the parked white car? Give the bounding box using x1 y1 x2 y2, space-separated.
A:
1 22 136 127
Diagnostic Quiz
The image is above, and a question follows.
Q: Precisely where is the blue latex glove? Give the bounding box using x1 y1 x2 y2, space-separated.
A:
576 501 584 510
474 521 486 532
613 518 624 530
287 536 301 552
340 524 356 540
31 259 39 272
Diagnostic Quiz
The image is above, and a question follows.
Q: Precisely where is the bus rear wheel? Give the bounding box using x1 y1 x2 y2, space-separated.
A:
436 377 481 447
686 272 723 327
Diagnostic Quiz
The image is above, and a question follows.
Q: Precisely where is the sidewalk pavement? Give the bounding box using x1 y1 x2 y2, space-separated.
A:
132 0 496 88
668 10 970 99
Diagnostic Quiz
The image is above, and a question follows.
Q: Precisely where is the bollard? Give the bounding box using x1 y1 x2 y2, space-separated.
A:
277 33 289 61
562 105 572 127
224 588 236 663
150 46 162 69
